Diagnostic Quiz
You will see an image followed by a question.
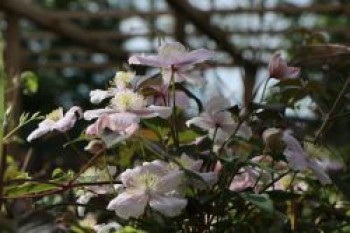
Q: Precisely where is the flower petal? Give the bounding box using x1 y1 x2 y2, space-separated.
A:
107 190 148 219
149 194 187 217
76 192 96 217
131 105 172 119
90 89 114 104
53 106 82 132
84 109 116 120
156 170 184 194
27 119 55 142
128 55 167 67
282 131 308 171
307 159 332 185
175 49 215 66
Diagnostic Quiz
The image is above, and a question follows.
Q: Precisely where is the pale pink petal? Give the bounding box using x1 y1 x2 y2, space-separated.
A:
174 91 190 109
282 131 308 171
131 105 172 119
284 67 301 79
307 159 332 185
149 194 187 217
90 89 114 104
206 96 231 114
229 172 255 192
193 172 218 189
53 106 82 132
128 55 168 67
156 170 184 194
107 190 148 219
175 49 215 66
76 192 97 217
186 114 215 130
269 52 300 80
27 119 55 142
84 109 116 120
179 153 202 171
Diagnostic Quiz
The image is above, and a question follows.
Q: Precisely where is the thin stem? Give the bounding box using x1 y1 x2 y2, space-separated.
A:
68 151 103 186
0 70 6 208
170 66 179 152
314 76 350 142
260 77 270 103
2 116 44 142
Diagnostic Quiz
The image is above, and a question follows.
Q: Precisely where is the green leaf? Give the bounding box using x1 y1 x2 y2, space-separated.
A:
21 71 38 95
241 193 274 215
5 182 59 198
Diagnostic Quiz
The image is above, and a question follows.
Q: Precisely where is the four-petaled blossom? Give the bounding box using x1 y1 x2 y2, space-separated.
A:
27 106 82 142
186 96 252 145
84 89 171 138
269 52 300 80
129 42 215 85
107 161 187 219
263 128 332 185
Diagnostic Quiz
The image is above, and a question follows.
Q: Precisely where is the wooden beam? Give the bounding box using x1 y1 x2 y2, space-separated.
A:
0 0 129 60
165 0 255 66
21 26 350 41
45 5 350 20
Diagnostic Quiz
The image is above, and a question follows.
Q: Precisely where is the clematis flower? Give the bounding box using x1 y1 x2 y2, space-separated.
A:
172 153 218 189
27 106 82 142
107 161 187 219
269 52 300 80
186 96 252 145
129 41 214 86
263 128 332 185
230 155 286 193
89 71 136 104
84 89 171 140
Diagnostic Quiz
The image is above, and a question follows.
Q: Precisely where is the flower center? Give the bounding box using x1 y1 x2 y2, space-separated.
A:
113 71 135 88
110 90 145 112
158 42 187 58
46 108 63 122
135 172 159 191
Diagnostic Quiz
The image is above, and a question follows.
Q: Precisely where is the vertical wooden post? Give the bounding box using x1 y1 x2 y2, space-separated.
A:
0 12 21 206
5 11 21 127
174 11 186 45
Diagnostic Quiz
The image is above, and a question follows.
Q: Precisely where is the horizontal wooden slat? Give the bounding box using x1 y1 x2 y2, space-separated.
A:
46 4 350 20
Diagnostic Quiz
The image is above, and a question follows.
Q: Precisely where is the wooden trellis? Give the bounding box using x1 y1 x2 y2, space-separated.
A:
0 0 349 105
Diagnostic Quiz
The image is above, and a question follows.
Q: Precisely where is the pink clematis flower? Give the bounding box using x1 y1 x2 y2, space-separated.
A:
27 106 82 142
128 42 215 86
269 52 300 80
84 89 171 137
263 128 332 185
186 96 252 144
107 160 187 219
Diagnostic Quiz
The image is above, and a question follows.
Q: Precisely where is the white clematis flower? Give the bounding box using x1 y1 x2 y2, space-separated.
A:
186 96 252 145
107 161 187 219
27 106 83 142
